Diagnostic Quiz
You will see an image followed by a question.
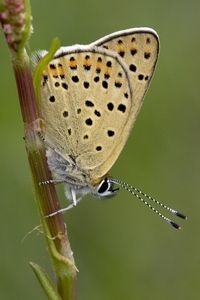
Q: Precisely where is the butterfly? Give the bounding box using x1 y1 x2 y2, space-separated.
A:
35 27 186 228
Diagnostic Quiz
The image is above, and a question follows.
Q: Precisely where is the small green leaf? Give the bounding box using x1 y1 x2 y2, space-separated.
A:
33 37 61 107
30 262 62 300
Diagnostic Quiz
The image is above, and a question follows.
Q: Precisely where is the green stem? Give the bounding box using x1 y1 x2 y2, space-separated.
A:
0 1 77 299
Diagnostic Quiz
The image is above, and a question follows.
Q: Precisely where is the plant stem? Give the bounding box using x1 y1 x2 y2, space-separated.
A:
0 1 77 299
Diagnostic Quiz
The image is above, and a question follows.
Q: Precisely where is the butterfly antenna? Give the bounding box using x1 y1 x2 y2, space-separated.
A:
112 178 187 229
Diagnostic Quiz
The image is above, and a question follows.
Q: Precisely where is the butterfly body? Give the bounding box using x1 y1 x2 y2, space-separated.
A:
36 28 159 205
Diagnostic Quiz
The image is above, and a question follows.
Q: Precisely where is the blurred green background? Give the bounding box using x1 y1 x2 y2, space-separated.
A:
0 0 199 299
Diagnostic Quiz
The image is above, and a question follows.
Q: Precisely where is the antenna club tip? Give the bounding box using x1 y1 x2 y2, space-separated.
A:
176 212 187 220
170 221 181 230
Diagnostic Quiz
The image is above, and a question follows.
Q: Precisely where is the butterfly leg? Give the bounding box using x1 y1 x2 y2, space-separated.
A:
46 197 82 217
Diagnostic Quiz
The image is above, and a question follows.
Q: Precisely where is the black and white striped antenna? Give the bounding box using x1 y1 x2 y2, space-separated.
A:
111 178 187 229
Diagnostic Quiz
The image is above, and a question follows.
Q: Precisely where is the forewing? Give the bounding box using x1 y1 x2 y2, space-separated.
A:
39 48 132 182
93 28 159 119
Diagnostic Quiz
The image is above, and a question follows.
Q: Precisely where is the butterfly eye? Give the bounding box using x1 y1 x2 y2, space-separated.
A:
96 178 119 198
